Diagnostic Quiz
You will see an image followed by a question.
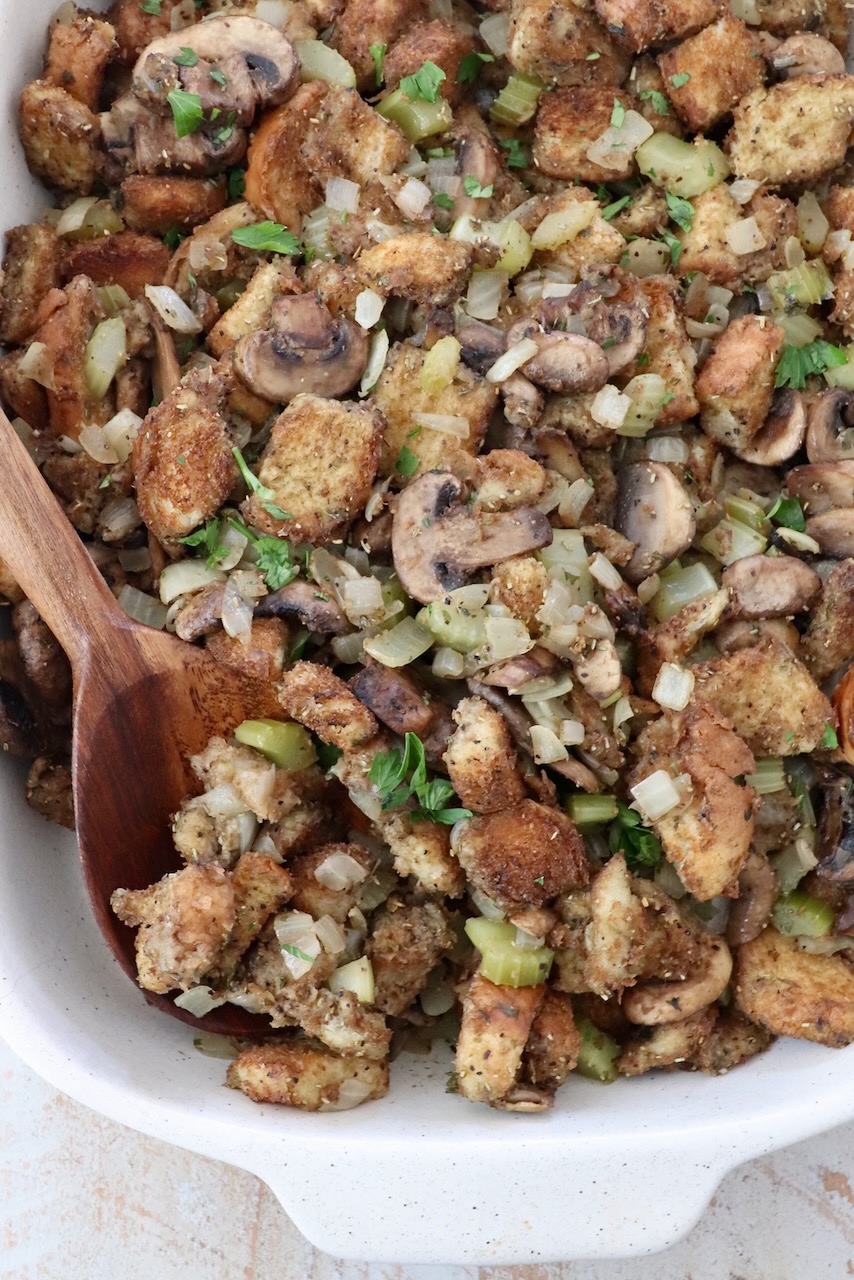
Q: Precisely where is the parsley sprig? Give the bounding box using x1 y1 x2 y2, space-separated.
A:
369 732 473 824
665 191 694 232
608 803 663 874
774 340 847 390
768 494 806 532
179 517 228 566
228 517 299 591
457 51 495 83
400 61 446 103
231 222 302 255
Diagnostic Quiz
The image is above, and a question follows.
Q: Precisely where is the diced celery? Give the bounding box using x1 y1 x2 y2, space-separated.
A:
700 518 767 566
235 719 317 771
420 335 461 393
464 917 554 988
567 794 619 827
650 561 718 623
635 133 728 198
723 495 770 533
96 284 131 316
771 310 823 349
485 217 533 276
64 199 124 241
417 600 487 652
767 260 833 311
575 1018 620 1083
746 758 786 795
772 889 835 938
375 573 413 631
214 278 246 310
770 842 816 895
377 90 453 142
489 73 543 126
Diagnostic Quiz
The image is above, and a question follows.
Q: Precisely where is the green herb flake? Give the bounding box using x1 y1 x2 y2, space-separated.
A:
608 802 663 874
177 454 186 465
316 742 343 772
639 88 670 115
215 109 237 144
670 72 691 89
98 474 112 489
167 88 204 138
499 137 529 169
610 98 626 128
585 51 601 60
775 340 848 390
658 227 683 266
261 502 293 521
601 194 632 221
172 47 199 67
368 42 387 88
432 191 455 210
396 445 420 476
231 222 302 255
281 944 316 964
767 494 806 532
368 733 473 824
209 67 228 88
400 60 446 104
821 723 839 750
139 0 161 13
228 516 298 591
636 351 650 367
179 517 228 567
665 191 694 232
227 167 246 200
463 175 493 199
231 445 276 501
163 225 184 250
457 51 495 83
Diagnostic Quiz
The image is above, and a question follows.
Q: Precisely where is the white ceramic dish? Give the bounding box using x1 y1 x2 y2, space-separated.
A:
2 0 854 1263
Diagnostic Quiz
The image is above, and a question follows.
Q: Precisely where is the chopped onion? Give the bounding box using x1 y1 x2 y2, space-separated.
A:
235 810 258 854
295 38 356 88
531 200 598 250
174 985 226 1016
318 1076 375 1111
529 723 569 764
729 178 761 205
589 552 623 591
117 584 168 629
325 176 360 214
102 407 142 463
315 851 369 890
144 284 202 334
517 671 574 699
394 177 432 219
79 424 119 465
19 340 55 390
775 527 821 554
314 913 347 955
55 195 98 236
612 695 633 730
559 718 585 746
363 616 434 667
118 546 152 573
469 886 505 920
420 970 456 1016
586 110 653 168
328 956 375 1004
479 10 509 55
685 302 729 338
730 0 760 22
590 383 631 429
192 1031 239 1058
485 615 533 662
274 911 321 978
514 270 544 305
187 232 227 273
622 238 670 277
537 577 577 627
200 784 249 819
485 337 539 383
725 217 766 255
159 560 225 604
354 288 385 330
360 327 389 395
331 631 365 663
652 662 695 711
618 372 668 437
645 435 689 463
415 411 470 438
784 234 805 269
341 575 385 623
559 476 594 525
99 495 141 541
630 769 681 821
433 646 466 678
366 217 400 244
302 204 333 260
541 281 574 299
221 576 255 644
465 269 508 321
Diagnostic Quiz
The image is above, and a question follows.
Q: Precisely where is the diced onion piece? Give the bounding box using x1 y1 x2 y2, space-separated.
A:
55 195 98 236
652 661 695 711
414 411 470 438
117 584 168 629
78 424 119 465
328 956 375 1004
515 926 546 950
330 631 364 664
360 327 389 395
586 109 653 169
313 914 347 956
490 72 542 126
118 546 152 573
199 784 249 819
700 517 767 565
731 0 760 21
302 204 334 261
465 269 508 321
433 645 466 678
420 335 461 393
295 38 356 87
221 576 254 644
420 971 456 1016
617 372 667 437
394 177 432 219
798 191 829 254
274 911 321 978
590 383 631 429
159 560 226 604
318 1076 376 1111
144 285 202 334
342 575 385 622
825 229 854 269
174 985 226 1016
612 695 633 730
486 337 539 383
485 615 533 661
517 672 574 699
630 769 682 821
363 615 434 667
479 10 509 55
18 340 55 391
529 723 569 764
729 178 761 205
775 527 821 554
100 407 142 463
685 302 729 338
645 435 689 463
315 852 369 890
325 175 360 213
725 216 766 255
515 270 544 304
784 234 805 269
531 200 598 250
589 552 623 590
559 718 585 746
558 476 594 525
348 290 383 336
100 497 141 545
236 811 258 854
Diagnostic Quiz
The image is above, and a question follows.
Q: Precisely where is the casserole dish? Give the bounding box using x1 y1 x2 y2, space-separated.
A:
2 0 854 1264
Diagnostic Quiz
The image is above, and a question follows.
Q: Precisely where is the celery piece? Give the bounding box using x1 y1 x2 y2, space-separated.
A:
650 561 718 623
575 1018 620 1083
485 217 533 276
376 89 453 142
635 133 728 198
772 889 835 938
490 73 543 126
699 517 767 566
235 718 317 771
465 918 554 988
723 494 770 533
375 573 413 631
767 260 833 311
568 794 619 827
746 758 786 796
417 600 487 653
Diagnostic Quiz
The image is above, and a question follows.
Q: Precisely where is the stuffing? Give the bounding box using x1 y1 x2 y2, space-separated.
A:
299 84 411 186
627 275 698 426
801 559 854 682
205 618 288 682
207 260 300 359
735 927 854 1048
726 76 854 187
377 811 465 898
0 223 61 345
657 15 764 134
119 175 227 234
211 851 294 980
244 83 326 229
227 1041 389 1109
592 0 721 54
532 87 636 183
279 661 378 750
383 20 476 104
287 842 374 923
358 234 474 309
43 14 116 111
61 231 170 299
507 0 630 86
366 899 456 1014
271 981 392 1059
443 695 527 813
618 1008 717 1076
677 186 797 286
522 989 580 1089
456 972 545 1105
333 0 431 90
18 80 102 194
695 315 784 453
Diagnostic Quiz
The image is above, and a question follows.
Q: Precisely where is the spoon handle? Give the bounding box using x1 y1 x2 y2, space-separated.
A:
0 413 126 670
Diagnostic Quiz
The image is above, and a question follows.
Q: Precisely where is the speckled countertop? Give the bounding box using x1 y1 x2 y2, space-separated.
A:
2 1036 854 1280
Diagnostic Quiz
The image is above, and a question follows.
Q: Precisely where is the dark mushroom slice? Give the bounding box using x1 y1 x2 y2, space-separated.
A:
12 601 71 720
617 461 696 585
501 373 545 431
348 658 435 739
255 578 349 633
391 471 552 604
173 581 226 642
582 302 647 377
456 321 505 375
786 461 854 514
133 107 248 176
726 850 778 946
715 617 801 654
483 647 560 691
771 33 846 77
234 293 368 404
736 390 806 466
454 129 499 220
722 554 821 620
806 388 854 464
815 769 854 884
805 509 854 558
507 321 610 395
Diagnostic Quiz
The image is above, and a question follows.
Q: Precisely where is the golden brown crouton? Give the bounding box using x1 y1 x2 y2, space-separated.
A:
529 187 627 276
695 314 784 453
829 268 854 339
227 1041 389 1109
444 696 527 814
359 234 473 309
618 1008 717 1076
212 851 295 979
593 0 721 53
271 981 391 1059
301 84 410 187
489 555 549 629
0 223 61 345
370 341 495 480
735 927 854 1048
630 275 698 425
108 0 180 65
44 14 116 110
635 589 729 695
631 55 683 137
244 83 325 230
726 76 854 187
824 184 854 234
287 842 374 923
26 756 74 829
367 899 455 1015
522 989 580 1088
584 854 649 996
752 0 842 46
111 864 235 994
133 365 237 544
244 394 382 542
677 186 797 286
334 0 431 89
507 0 630 86
452 799 589 911
207 260 300 359
474 450 547 511
658 16 763 134
19 81 102 195
609 183 669 240
61 232 170 300
456 972 545 1105
279 661 378 750
205 618 288 683
377 811 466 898
383 20 475 104
164 203 258 296
692 1007 773 1074
801 560 854 682
533 87 635 183
33 274 108 441
119 175 227 235
693 639 833 756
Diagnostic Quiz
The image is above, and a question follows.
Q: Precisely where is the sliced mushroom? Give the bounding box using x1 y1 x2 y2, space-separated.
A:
582 302 647 377
806 388 854 464
815 769 854 882
349 658 434 738
805 508 854 558
617 461 696 585
834 660 854 768
456 321 505 375
786 461 854 514
511 325 610 395
483 647 560 690
391 471 552 604
501 372 544 431
172 581 226 642
234 293 368 404
255 578 349 633
148 307 182 400
454 129 499 220
715 617 801 654
722 553 821 620
132 105 248 176
771 33 846 78
735 389 806 466
726 850 778 947
622 936 733 1026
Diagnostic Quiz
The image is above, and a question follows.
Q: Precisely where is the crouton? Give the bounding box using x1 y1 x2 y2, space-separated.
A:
19 81 102 194
735 926 854 1048
44 14 116 111
752 0 840 44
456 972 545 1105
658 16 763 134
191 735 317 824
207 260 299 359
33 274 109 441
593 0 721 54
631 56 683 137
452 799 589 911
301 84 410 188
691 1007 773 1074
630 275 698 425
244 394 383 542
829 268 854 339
367 900 456 1015
303 258 365 318
111 864 235 994
0 223 61 345
212 851 294 979
26 756 74 830
444 696 527 814
288 842 374 923
489 555 549 629
474 450 547 511
726 76 854 187
164 203 258 296
40 450 109 533
824 184 854 234
584 854 648 996
383 20 475 104
370 341 495 480
695 314 784 453
271 981 391 1059
609 183 669 240
227 1040 388 1109
108 0 180 65
358 234 473 309
333 0 431 89
205 618 288 682
618 1008 717 1076
635 589 729 695
678 186 797 286
801 560 854 682
119 175 227 234
507 0 630 86
244 83 326 229
61 231 170 299
377 811 466 898
533 87 636 182
279 661 378 750
530 188 627 276
133 365 237 544
523 989 580 1088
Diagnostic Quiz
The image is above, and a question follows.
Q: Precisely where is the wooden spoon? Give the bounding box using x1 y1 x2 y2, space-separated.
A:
0 413 280 1037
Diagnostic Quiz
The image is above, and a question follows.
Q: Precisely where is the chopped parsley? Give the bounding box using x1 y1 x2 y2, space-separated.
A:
775 340 848 389
227 167 246 200
215 109 237 145
179 517 228 567
231 444 277 502
209 67 228 88
231 222 301 255
433 191 455 210
610 98 626 128
457 51 495 83
608 802 663 874
139 0 161 12
639 88 670 115
463 175 493 199
821 723 840 750
396 445 419 476
163 225 184 250
499 137 529 169
658 227 683 266
172 47 199 67
167 88 204 138
228 517 299 591
281 944 316 963
585 51 601 60
400 61 446 103
601 194 632 221
670 72 691 89
665 191 694 232
368 732 473 824
368 42 387 87
767 494 806 531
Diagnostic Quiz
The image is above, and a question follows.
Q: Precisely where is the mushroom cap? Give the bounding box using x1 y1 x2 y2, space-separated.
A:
736 389 806 466
234 294 368 404
805 508 854 558
722 553 821 620
617 461 696 584
772 33 846 78
255 578 349 633
806 387 854 464
786 461 854 514
815 768 854 880
518 329 610 395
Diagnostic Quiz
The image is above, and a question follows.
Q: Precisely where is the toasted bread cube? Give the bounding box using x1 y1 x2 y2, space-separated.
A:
593 0 721 53
383 19 475 104
19 80 101 194
44 14 116 110
207 260 299 360
830 269 854 339
695 314 783 452
533 86 635 182
108 0 178 65
227 1041 389 1108
678 186 796 286
630 275 698 425
120 175 227 234
693 1007 773 1074
735 927 854 1048
727 76 854 187
825 184 854 234
456 972 544 1105
279 661 378 750
507 0 630 86
489 556 549 629
631 56 683 138
333 0 430 89
244 82 325 230
658 16 763 134
523 989 580 1088
377 811 465 898
752 0 837 43
205 618 288 682
619 1009 717 1076
213 851 294 978
802 560 854 682
300 85 410 186
61 231 170 299
0 223 61 345
530 187 626 275
359 233 473 309
444 696 526 814
288 842 374 924
367 900 456 1015
475 449 547 511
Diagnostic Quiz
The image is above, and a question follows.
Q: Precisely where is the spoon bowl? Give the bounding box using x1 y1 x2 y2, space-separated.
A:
0 411 279 1036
